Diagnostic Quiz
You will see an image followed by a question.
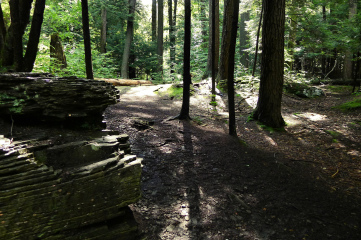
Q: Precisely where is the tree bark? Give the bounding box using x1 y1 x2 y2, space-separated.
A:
252 5 263 77
2 0 33 69
206 0 219 78
239 10 250 69
23 0 46 72
227 0 239 136
0 4 7 53
157 0 164 78
343 0 357 80
252 0 286 128
287 0 297 71
168 0 174 75
152 0 157 42
218 0 237 83
100 7 107 53
50 33 67 70
81 0 94 79
178 0 191 120
121 0 136 79
170 0 177 73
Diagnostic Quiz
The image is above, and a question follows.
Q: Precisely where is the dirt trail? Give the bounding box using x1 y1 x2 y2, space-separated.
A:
104 83 361 240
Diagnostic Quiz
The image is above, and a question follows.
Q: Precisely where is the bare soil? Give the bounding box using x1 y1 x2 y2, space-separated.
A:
104 82 361 240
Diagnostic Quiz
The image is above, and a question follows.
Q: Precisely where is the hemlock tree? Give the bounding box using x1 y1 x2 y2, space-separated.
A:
24 0 46 72
1 0 46 72
81 0 94 79
121 0 136 79
227 0 239 136
206 0 219 78
218 0 238 85
157 0 164 78
252 0 286 128
178 0 191 120
152 0 156 42
100 7 107 53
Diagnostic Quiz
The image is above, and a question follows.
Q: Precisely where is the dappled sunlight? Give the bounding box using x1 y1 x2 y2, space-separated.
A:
298 112 328 121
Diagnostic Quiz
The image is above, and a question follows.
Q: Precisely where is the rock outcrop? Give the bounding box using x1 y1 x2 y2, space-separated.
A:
0 133 142 239
0 73 119 126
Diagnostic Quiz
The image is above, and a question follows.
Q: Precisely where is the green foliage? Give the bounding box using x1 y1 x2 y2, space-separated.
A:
192 116 204 125
166 85 183 99
325 130 341 137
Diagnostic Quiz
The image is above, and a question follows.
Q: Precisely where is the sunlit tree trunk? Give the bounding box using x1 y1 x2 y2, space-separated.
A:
218 0 237 84
157 0 163 78
343 0 357 80
121 0 136 79
81 0 94 79
206 0 219 78
100 7 107 53
239 10 250 69
178 0 191 120
23 0 46 72
252 0 286 128
170 0 177 73
152 0 156 42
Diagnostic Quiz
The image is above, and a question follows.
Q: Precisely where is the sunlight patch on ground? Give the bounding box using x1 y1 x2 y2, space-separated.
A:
298 112 328 121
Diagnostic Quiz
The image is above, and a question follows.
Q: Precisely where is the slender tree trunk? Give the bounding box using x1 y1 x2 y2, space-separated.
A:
211 0 216 100
287 0 297 71
152 0 157 42
81 0 94 79
200 0 207 46
252 0 286 128
178 0 191 120
121 0 136 79
23 0 46 72
252 5 263 77
206 0 219 78
100 7 107 53
239 10 250 69
168 0 174 75
343 0 357 80
157 0 164 78
227 0 239 136
170 0 177 73
321 5 326 76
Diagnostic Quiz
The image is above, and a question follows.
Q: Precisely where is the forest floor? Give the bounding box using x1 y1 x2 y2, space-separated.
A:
104 81 361 240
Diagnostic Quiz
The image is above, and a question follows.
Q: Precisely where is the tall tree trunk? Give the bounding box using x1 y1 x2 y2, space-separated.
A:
200 0 207 46
239 10 250 69
81 0 94 79
3 0 33 70
287 0 297 71
0 4 7 54
178 0 191 120
218 0 237 83
321 4 326 76
157 0 164 78
168 0 174 75
211 0 216 100
252 5 263 77
170 0 177 73
343 0 357 80
227 0 239 136
206 0 219 78
121 0 136 79
152 0 157 42
252 0 286 128
100 7 107 53
23 0 46 72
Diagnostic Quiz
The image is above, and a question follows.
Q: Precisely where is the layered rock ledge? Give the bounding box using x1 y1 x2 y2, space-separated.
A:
0 73 119 126
0 133 142 239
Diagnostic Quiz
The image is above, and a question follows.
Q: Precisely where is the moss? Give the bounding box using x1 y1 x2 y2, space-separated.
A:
325 130 341 137
333 98 361 111
327 85 353 93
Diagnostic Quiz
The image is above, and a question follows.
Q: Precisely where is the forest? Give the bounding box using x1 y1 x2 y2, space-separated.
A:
0 0 361 239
